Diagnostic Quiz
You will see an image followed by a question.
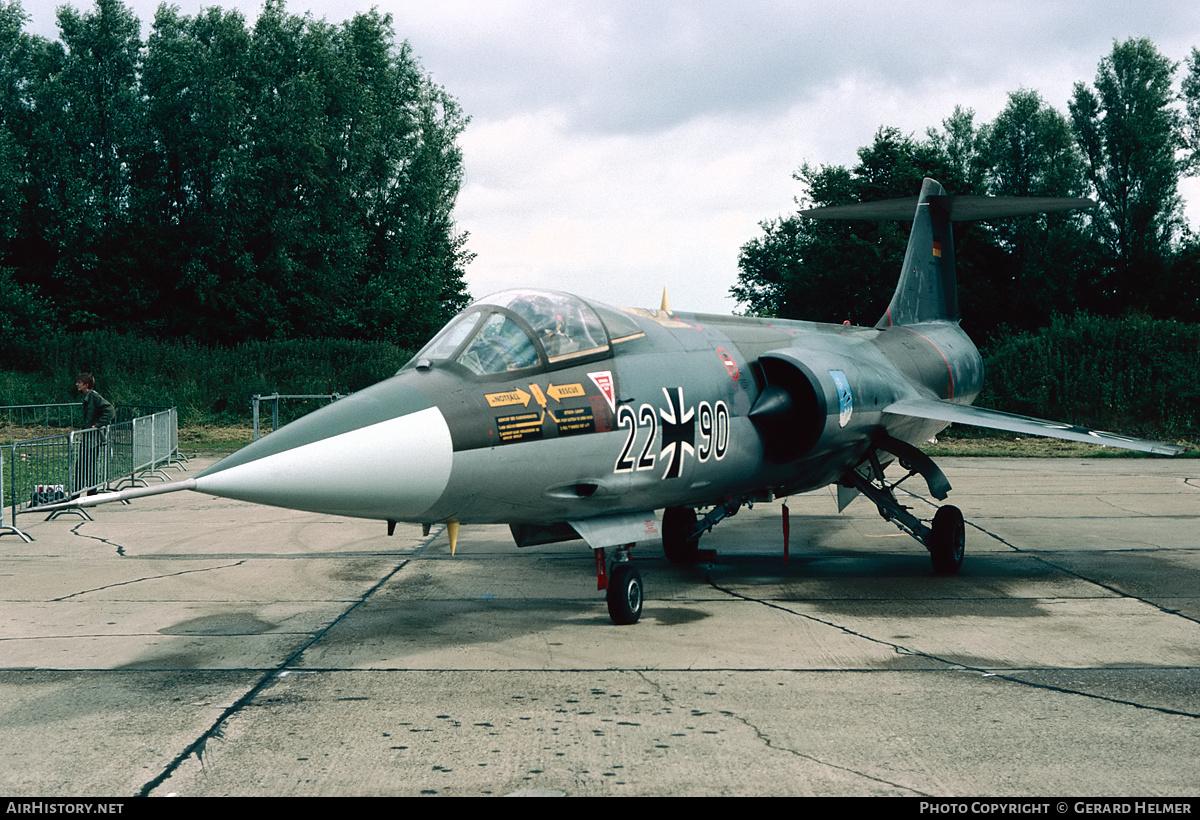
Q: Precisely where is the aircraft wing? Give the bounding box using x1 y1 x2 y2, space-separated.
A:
884 398 1186 456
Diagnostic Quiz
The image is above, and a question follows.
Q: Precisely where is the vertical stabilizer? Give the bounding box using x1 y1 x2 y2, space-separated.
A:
879 178 957 327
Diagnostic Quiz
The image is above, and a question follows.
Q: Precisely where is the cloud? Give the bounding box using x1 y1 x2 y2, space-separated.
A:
397 0 1199 134
20 0 1200 314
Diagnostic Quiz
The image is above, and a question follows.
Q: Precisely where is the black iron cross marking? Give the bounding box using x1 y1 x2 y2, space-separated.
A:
658 387 695 479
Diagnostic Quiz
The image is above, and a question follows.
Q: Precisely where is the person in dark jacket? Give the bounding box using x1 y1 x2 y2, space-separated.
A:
74 373 114 494
77 373 115 429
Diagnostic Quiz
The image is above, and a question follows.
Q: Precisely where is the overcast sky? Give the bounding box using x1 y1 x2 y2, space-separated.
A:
19 0 1200 314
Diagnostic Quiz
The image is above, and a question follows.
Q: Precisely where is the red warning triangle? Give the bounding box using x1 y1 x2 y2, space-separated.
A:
588 371 616 413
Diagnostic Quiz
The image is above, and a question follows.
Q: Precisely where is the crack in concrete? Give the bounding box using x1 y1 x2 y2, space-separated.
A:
1027 553 1200 628
136 524 445 796
52 561 247 601
704 573 958 665
717 706 931 796
1093 496 1150 516
958 504 1200 628
902 484 1200 627
978 670 1200 719
768 480 1200 719
137 558 412 795
634 669 927 795
69 520 130 555
703 575 1200 721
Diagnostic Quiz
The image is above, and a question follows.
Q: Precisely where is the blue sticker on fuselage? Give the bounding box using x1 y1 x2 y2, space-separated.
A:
830 370 853 428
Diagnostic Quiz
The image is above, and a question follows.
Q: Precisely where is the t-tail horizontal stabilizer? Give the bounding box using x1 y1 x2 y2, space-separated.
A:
884 398 1186 456
800 178 1096 328
798 194 1097 222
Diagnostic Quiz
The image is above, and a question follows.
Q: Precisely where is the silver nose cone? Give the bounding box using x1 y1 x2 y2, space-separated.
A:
195 381 453 520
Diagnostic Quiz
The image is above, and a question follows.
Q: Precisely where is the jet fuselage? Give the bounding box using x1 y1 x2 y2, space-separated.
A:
193 292 984 531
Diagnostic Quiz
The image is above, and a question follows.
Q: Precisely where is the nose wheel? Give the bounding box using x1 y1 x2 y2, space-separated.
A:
606 562 643 625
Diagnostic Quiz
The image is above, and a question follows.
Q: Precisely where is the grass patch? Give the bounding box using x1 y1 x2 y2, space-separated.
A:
178 425 256 454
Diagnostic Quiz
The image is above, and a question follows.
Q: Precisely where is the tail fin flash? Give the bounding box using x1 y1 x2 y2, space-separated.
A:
799 179 1095 328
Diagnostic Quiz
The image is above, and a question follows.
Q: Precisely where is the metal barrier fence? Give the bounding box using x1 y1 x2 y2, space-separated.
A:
2 403 76 445
2 403 175 445
252 393 344 440
1 407 182 538
0 446 31 541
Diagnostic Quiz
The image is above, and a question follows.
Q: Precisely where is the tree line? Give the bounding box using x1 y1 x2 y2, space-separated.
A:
0 0 472 348
733 38 1200 343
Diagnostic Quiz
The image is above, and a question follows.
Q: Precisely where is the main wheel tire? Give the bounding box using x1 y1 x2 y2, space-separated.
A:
606 563 643 625
662 506 700 564
929 504 965 574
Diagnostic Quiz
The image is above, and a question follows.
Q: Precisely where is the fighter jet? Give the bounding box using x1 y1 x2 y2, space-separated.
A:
53 178 1184 624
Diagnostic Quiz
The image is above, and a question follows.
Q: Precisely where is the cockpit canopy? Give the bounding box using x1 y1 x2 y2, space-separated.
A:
404 289 645 376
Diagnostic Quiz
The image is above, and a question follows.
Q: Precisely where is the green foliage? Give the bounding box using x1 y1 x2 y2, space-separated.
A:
732 38 1200 443
0 267 50 337
1069 38 1182 312
731 127 998 330
0 331 414 424
733 37 1200 341
1183 47 1200 175
980 314 1200 440
1 0 471 345
972 89 1095 328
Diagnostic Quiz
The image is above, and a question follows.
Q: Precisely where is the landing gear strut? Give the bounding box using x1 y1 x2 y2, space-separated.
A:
840 433 965 574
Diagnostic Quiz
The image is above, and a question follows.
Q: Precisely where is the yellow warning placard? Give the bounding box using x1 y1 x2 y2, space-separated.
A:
547 382 585 402
486 388 531 408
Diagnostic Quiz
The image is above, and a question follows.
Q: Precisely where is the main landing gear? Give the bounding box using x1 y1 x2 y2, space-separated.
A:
840 432 966 574
662 506 700 564
596 500 742 624
927 504 965 574
661 499 742 565
625 435 964 625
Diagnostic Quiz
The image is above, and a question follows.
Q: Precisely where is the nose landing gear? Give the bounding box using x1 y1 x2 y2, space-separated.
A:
596 544 643 625
607 561 643 624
